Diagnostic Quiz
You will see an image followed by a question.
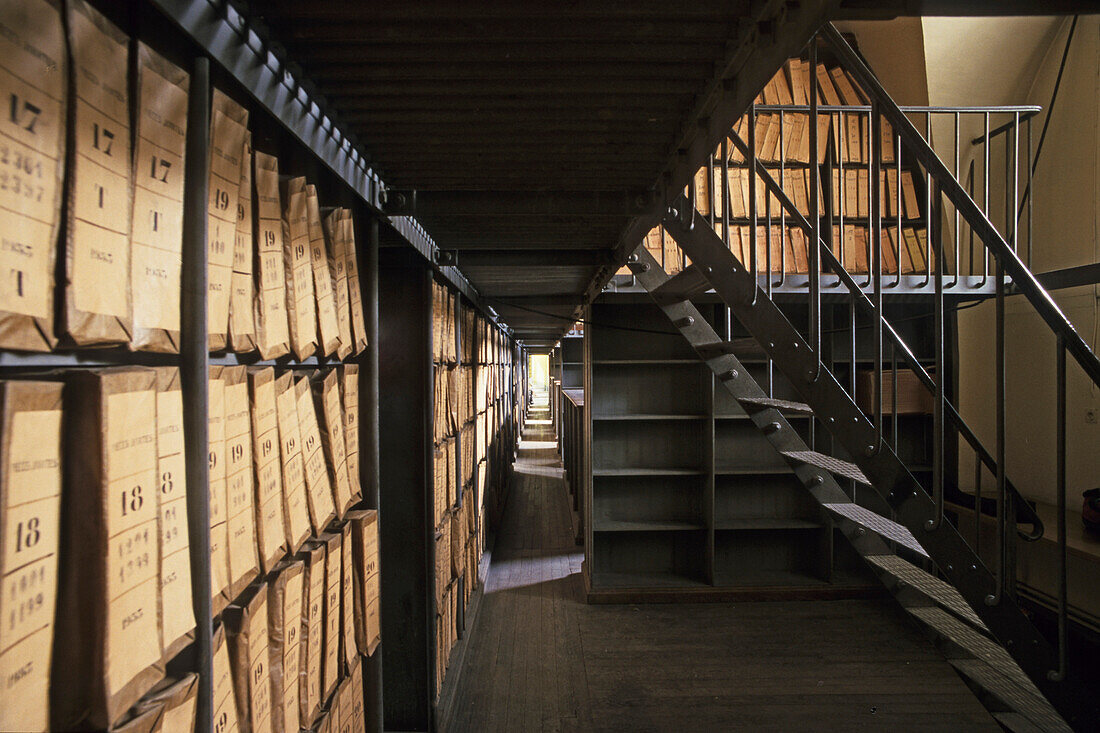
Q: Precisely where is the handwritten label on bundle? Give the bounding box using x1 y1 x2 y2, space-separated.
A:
282 177 317 360
154 368 194 660
252 153 289 359
295 377 335 533
0 0 65 351
229 133 255 352
208 91 248 351
66 0 132 343
305 186 340 355
274 373 310 552
130 45 187 352
0 383 62 733
209 370 230 612
223 367 258 599
249 368 286 572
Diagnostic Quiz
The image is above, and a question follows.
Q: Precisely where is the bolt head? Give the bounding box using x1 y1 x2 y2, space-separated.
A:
627 253 639 264
864 444 876 456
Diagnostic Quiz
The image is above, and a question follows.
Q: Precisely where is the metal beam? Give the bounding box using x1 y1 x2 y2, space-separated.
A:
578 0 839 311
1032 262 1100 293
454 250 613 268
388 190 651 218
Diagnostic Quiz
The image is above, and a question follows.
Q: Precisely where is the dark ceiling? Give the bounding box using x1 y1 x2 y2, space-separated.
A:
249 0 1087 346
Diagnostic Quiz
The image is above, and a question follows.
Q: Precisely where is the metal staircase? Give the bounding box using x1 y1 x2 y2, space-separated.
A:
622 23 1096 731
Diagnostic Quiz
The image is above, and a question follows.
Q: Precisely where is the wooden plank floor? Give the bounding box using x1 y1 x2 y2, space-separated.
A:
445 408 998 732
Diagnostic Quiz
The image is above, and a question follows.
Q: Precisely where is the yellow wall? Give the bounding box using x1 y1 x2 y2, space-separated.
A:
838 16 1100 505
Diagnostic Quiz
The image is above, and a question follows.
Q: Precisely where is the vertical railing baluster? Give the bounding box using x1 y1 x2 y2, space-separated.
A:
871 102 883 451
983 112 991 280
891 343 898 454
778 109 787 288
951 112 960 288
809 39 821 377
987 255 1006 607
921 112 932 287
749 103 759 304
974 456 982 557
722 137 730 255
1026 116 1033 269
1050 335 1068 682
928 182 945 530
1012 112 1020 256
863 108 873 289
893 125 902 287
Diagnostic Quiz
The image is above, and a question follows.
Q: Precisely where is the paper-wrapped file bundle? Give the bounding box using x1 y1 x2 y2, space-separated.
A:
207 90 248 351
129 45 188 353
306 185 340 356
223 366 259 600
0 0 66 352
53 368 162 729
314 370 352 519
267 560 304 733
229 133 257 352
0 381 63 732
274 373 311 553
252 152 290 359
298 541 326 727
249 367 287 572
212 625 242 733
153 368 195 661
296 375 336 533
282 177 318 360
64 0 132 345
226 583 272 733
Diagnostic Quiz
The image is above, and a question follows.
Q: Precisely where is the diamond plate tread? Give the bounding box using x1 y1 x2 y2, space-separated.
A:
784 450 871 485
993 712 1052 733
650 264 711 304
867 555 987 630
951 659 1070 732
909 606 1023 676
739 396 814 415
823 502 929 558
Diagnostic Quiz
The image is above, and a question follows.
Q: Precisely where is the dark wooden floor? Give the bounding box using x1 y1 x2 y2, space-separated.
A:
444 407 998 732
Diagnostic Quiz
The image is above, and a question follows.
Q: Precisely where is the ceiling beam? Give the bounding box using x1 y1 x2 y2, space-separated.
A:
386 190 651 218
453 249 613 267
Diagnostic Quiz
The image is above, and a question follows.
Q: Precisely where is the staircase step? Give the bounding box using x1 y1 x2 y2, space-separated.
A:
739 396 814 415
823 502 929 558
950 659 1069 732
909 606 1020 674
992 712 1054 733
782 450 871 485
650 264 712 305
866 555 986 630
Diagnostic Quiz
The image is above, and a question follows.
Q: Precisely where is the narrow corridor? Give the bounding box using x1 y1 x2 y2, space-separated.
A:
443 408 997 732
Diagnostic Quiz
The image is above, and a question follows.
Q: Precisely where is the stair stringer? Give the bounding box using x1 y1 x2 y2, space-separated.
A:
649 209 1077 721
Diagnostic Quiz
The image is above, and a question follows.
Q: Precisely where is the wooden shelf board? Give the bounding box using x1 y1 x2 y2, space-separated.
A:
594 519 705 533
593 468 707 477
593 413 709 422
592 359 700 365
714 467 796 476
715 518 823 531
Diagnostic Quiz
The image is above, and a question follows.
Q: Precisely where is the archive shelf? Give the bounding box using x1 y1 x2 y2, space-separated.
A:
582 300 914 601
